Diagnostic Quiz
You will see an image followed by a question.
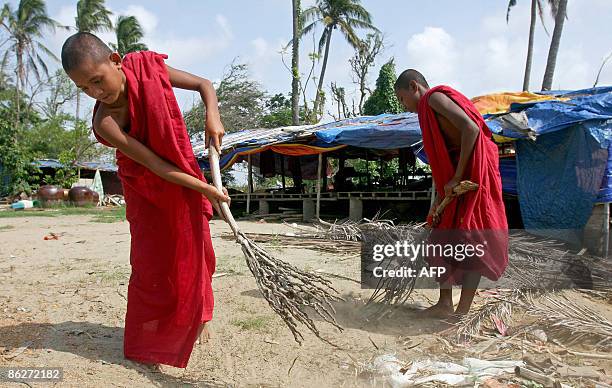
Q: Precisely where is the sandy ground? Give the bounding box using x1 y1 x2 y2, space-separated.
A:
0 212 610 387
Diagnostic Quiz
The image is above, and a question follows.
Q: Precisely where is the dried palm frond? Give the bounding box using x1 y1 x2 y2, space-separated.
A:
519 291 612 344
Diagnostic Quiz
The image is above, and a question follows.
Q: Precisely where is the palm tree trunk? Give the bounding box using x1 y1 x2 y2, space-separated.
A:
522 0 537 91
291 0 300 125
313 27 332 120
14 47 24 127
541 0 568 91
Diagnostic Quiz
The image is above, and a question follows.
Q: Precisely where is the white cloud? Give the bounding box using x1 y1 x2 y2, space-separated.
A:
148 14 233 70
120 5 158 34
215 14 233 40
405 27 459 86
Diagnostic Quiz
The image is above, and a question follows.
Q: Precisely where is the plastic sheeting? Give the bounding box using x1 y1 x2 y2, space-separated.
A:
314 113 422 149
486 87 612 141
515 125 609 240
598 142 612 202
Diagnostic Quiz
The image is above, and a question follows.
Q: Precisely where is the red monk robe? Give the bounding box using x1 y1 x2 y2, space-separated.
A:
92 51 215 368
418 85 508 285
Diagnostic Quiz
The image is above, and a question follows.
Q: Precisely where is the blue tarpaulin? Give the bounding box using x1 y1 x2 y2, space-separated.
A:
314 113 422 149
485 87 612 232
516 125 608 239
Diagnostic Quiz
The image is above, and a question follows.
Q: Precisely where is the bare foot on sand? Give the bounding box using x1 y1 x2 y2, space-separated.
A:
127 360 166 374
422 302 455 319
197 321 211 345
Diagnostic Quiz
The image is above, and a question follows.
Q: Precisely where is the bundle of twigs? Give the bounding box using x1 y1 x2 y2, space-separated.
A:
369 181 480 307
209 148 343 344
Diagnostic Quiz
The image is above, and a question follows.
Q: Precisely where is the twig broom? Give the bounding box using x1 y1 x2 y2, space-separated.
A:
208 147 343 344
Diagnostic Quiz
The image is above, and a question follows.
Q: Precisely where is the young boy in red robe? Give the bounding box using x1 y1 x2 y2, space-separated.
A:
61 32 230 368
394 69 508 318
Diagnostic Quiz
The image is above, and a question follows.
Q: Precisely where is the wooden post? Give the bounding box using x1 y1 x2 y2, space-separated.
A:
365 151 370 189
247 154 253 214
280 154 286 190
316 153 322 219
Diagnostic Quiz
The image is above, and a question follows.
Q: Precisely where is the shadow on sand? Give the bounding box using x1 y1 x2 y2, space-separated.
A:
0 321 228 387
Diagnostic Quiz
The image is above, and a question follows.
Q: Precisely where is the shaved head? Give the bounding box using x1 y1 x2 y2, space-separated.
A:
61 32 113 74
395 69 430 91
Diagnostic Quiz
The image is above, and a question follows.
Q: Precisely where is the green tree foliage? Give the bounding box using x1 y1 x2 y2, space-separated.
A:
1 0 61 125
362 59 402 116
110 15 148 57
261 93 306 128
300 0 379 119
184 61 267 138
75 0 113 33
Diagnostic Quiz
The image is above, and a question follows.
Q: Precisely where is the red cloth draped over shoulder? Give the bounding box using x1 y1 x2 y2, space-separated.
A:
92 51 215 368
417 85 508 284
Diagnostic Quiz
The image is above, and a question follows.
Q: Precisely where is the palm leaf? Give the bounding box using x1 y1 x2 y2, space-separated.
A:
506 0 518 22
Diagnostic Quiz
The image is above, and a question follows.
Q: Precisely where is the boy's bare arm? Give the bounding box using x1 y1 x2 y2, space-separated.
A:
165 65 224 153
93 110 229 204
428 92 480 197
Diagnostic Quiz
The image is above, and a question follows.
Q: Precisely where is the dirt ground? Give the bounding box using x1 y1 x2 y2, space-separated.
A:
0 211 610 387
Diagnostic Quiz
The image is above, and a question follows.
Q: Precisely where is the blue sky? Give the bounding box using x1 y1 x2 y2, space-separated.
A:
33 0 612 120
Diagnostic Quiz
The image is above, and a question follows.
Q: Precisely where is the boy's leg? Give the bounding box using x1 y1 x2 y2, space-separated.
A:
423 282 454 318
454 271 481 315
197 321 211 344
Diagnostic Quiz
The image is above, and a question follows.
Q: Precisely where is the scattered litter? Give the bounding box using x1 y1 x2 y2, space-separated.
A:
212 272 230 278
528 328 548 343
515 365 559 387
257 218 267 223
43 232 64 240
16 307 29 312
75 240 86 244
10 200 34 210
263 338 279 345
491 314 508 336
370 354 524 387
3 341 32 360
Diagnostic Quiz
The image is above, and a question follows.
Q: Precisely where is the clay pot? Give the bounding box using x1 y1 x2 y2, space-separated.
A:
37 185 64 207
69 186 98 206
62 189 70 201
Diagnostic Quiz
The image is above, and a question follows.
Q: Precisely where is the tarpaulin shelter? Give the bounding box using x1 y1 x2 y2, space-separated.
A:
475 87 611 248
32 159 122 195
194 87 611 246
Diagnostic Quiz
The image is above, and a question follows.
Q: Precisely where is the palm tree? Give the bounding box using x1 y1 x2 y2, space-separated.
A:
507 0 548 91
110 15 148 57
75 0 112 33
0 0 60 126
541 0 568 91
74 0 113 124
291 0 301 125
301 0 378 119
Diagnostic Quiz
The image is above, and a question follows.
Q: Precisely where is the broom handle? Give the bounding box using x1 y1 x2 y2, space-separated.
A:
208 147 241 237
